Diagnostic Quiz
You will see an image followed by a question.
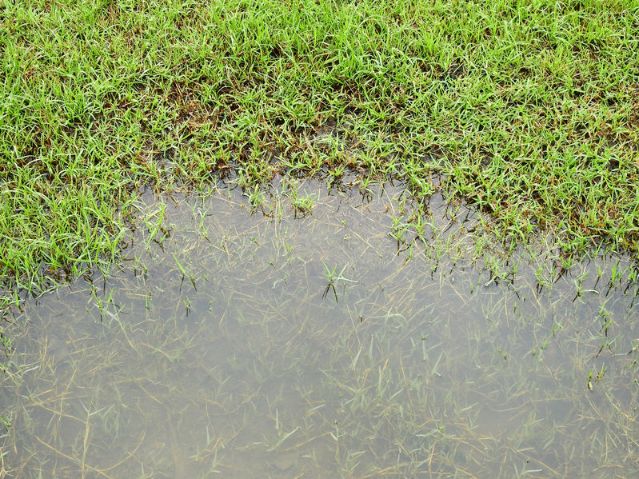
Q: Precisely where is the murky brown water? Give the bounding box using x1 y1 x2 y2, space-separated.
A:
1 183 638 478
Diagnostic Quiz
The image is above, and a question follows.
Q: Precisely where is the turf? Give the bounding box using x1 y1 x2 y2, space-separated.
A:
1 0 639 301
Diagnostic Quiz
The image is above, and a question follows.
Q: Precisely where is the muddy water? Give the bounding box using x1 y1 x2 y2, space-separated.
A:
1 183 638 478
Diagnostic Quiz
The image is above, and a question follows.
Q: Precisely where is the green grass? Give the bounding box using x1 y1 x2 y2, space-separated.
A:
1 0 639 304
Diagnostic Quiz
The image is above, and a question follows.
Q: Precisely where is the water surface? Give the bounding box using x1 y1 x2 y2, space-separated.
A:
1 183 638 478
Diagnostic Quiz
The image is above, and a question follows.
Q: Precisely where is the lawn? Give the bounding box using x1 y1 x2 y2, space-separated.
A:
1 0 638 304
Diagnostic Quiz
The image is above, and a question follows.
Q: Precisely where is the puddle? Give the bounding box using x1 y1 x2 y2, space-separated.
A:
1 183 638 478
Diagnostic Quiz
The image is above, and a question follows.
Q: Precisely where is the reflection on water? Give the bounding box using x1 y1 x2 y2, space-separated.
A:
1 183 638 478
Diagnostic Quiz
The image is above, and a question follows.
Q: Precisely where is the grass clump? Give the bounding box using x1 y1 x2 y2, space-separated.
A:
2 0 639 303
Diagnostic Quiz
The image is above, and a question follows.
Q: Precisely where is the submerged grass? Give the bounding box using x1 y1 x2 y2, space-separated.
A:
2 189 638 478
2 0 639 303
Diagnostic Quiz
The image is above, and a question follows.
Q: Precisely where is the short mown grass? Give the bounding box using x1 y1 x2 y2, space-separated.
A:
1 0 639 305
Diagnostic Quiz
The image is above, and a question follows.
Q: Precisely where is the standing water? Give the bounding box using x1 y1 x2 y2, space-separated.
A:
1 183 638 478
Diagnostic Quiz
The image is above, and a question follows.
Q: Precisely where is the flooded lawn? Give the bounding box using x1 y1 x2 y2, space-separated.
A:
1 183 638 478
